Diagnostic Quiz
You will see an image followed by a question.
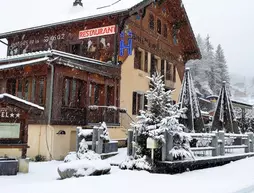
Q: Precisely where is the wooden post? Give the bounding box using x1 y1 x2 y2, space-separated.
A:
96 128 104 154
244 134 250 153
218 131 225 156
166 132 174 161
248 132 254 152
92 127 98 152
161 131 168 161
21 118 28 159
127 129 133 156
211 132 219 156
76 127 81 152
132 129 138 157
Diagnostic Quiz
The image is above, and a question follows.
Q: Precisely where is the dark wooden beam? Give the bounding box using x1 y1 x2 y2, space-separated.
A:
0 40 7 46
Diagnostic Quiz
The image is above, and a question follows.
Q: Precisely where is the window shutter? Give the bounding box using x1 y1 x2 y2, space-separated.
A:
144 52 148 72
134 48 139 69
150 54 156 76
132 92 137 115
173 65 176 82
161 60 165 77
144 94 148 110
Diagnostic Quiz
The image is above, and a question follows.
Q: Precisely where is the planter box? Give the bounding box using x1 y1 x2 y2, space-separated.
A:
103 141 118 153
0 158 18 175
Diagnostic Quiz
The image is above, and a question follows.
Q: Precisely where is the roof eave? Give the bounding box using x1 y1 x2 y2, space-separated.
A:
0 9 130 39
181 4 201 60
0 0 155 39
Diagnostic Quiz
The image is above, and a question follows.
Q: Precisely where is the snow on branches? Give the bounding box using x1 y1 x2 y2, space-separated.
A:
131 72 193 161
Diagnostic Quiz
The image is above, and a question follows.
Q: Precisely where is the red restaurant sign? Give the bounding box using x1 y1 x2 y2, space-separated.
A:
79 25 116 39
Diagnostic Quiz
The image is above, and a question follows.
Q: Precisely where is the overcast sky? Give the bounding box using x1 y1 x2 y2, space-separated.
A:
183 0 254 78
0 0 253 78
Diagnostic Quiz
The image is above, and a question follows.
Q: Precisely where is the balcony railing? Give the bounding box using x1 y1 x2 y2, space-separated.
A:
87 105 126 125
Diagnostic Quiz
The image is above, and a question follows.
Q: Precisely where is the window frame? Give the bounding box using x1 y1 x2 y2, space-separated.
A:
157 18 162 34
149 13 155 31
132 91 145 115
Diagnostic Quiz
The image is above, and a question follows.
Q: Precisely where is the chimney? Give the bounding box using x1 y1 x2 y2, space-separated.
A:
73 0 83 7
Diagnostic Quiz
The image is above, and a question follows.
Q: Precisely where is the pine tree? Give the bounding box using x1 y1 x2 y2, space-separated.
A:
132 73 193 161
187 35 230 96
215 44 230 87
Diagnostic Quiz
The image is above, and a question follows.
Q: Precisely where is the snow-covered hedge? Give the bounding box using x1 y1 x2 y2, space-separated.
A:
119 156 152 171
58 159 111 179
59 134 111 179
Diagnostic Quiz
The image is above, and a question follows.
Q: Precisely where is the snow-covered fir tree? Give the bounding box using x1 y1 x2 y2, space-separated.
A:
234 107 254 133
131 73 193 161
187 34 230 96
94 122 110 142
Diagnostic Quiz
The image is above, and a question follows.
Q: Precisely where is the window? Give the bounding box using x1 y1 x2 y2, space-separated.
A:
134 48 149 72
163 24 167 38
150 54 157 76
149 14 155 30
63 77 84 107
89 83 103 106
132 91 145 115
63 79 70 106
71 44 81 55
7 77 47 105
157 19 161 34
38 77 46 105
166 62 172 80
6 79 16 96
134 48 142 70
107 85 114 106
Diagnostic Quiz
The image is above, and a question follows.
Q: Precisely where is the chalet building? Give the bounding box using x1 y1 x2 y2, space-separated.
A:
0 0 200 160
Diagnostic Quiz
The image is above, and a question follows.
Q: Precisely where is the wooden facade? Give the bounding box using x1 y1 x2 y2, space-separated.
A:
0 94 43 158
0 0 200 126
0 52 121 126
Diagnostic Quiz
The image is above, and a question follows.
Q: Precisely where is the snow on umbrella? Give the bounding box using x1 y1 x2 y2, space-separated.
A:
178 68 204 133
211 81 239 133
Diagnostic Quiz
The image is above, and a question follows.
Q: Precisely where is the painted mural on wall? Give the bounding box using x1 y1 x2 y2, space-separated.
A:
8 27 115 63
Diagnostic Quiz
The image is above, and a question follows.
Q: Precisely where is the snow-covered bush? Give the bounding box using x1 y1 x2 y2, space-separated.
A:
169 132 194 160
64 138 100 163
59 130 111 179
94 122 110 142
119 156 152 171
131 73 193 161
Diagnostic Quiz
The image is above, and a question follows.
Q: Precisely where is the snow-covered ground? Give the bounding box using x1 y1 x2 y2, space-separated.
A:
1 148 254 193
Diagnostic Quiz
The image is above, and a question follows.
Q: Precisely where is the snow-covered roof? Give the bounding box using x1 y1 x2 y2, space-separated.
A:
0 57 49 70
0 49 119 78
206 95 253 109
0 0 144 37
0 50 52 63
0 93 44 111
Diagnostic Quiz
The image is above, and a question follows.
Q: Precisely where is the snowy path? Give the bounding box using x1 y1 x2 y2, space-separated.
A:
1 149 254 193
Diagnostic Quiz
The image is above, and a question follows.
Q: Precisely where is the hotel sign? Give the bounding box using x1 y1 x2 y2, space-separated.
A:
79 25 116 39
0 111 20 118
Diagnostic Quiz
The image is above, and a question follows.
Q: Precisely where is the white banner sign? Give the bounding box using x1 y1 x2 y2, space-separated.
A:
0 123 20 138
79 25 116 39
